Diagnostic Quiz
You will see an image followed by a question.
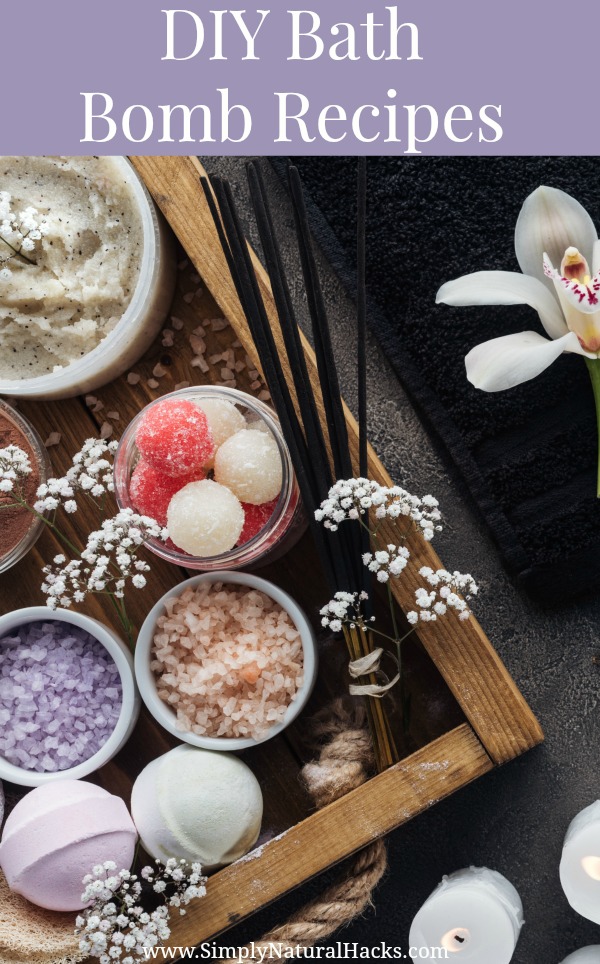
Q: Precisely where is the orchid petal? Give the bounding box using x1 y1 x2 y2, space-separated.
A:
515 186 598 291
436 270 567 339
593 240 600 276
548 265 600 316
465 330 586 392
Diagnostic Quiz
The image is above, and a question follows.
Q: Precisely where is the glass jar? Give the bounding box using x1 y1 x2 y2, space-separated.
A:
114 386 305 570
0 400 49 573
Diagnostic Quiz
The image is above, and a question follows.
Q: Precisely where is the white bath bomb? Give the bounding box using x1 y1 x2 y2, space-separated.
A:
131 745 263 870
0 781 4 826
214 429 282 505
195 398 246 463
167 479 244 556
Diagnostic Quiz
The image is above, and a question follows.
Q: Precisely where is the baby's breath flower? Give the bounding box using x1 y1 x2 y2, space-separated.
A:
406 568 478 625
34 437 119 514
315 477 442 539
0 444 32 496
320 590 373 633
42 509 166 612
77 861 207 963
0 194 48 267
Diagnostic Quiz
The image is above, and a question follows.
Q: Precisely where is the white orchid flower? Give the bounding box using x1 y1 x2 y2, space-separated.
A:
436 185 600 390
436 185 600 495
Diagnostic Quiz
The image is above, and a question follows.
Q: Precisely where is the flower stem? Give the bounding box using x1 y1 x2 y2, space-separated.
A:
586 357 600 498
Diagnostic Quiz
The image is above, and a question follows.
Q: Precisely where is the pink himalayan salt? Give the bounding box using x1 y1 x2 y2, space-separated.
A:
151 582 304 740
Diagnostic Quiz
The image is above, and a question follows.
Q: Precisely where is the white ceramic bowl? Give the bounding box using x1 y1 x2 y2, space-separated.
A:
0 607 140 787
135 571 318 751
0 157 176 400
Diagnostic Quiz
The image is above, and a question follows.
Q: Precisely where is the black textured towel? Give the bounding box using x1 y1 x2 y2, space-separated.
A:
272 157 600 606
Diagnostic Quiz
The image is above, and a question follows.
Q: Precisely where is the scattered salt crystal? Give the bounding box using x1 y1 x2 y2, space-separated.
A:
171 316 185 331
174 381 190 391
153 363 167 378
107 411 120 421
151 582 303 740
189 335 206 355
209 353 224 365
250 380 262 391
44 432 61 448
210 319 229 332
127 372 141 385
191 356 210 373
258 390 271 401
147 378 159 389
183 292 194 304
234 360 246 373
220 368 235 382
232 340 242 349
193 325 206 337
248 370 260 380
93 401 105 413
84 395 97 407
100 421 113 439
191 273 201 284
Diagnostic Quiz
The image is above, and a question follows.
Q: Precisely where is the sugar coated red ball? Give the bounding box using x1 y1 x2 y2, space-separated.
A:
135 398 215 476
130 460 205 527
238 499 278 545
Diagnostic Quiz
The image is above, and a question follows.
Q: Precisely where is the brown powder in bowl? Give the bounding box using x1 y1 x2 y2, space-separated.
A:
151 582 304 740
0 409 41 560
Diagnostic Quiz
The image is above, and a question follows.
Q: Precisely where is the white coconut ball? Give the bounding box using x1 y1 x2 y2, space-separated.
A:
167 479 244 556
130 745 263 870
195 398 247 466
247 418 272 435
214 429 282 505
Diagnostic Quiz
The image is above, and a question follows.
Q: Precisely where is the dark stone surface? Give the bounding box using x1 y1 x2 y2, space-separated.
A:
203 157 600 964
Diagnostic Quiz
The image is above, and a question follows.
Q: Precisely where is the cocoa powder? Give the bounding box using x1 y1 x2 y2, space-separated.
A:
0 411 41 560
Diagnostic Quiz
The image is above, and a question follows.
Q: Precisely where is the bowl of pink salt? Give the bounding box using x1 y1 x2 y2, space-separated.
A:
135 572 318 751
113 386 305 572
0 607 140 787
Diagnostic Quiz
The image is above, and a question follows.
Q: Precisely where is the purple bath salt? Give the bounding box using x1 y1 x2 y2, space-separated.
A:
0 621 122 772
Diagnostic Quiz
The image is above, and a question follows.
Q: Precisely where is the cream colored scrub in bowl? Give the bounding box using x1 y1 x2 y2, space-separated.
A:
0 157 175 399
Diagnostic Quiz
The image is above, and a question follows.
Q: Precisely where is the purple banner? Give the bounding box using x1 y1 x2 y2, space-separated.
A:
2 0 595 154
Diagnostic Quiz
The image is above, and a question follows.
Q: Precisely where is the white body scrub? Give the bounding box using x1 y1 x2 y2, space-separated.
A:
0 156 144 379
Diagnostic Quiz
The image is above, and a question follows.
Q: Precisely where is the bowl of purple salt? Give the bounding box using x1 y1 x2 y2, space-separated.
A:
0 607 140 788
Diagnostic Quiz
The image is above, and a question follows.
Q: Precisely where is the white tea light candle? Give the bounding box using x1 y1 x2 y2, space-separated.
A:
560 949 600 963
409 867 523 963
560 801 600 924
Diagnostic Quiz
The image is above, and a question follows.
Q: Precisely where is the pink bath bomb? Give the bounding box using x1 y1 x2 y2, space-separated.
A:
130 460 205 526
136 398 215 476
0 780 137 911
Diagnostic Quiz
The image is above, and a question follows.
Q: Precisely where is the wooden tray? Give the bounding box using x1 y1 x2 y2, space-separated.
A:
0 156 543 958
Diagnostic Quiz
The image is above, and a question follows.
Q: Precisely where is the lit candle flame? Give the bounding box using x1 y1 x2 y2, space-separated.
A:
581 856 600 881
440 928 471 953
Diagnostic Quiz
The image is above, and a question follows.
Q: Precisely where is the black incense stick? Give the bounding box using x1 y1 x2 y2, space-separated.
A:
287 166 353 481
246 162 332 491
357 158 368 479
200 164 397 771
201 174 340 589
